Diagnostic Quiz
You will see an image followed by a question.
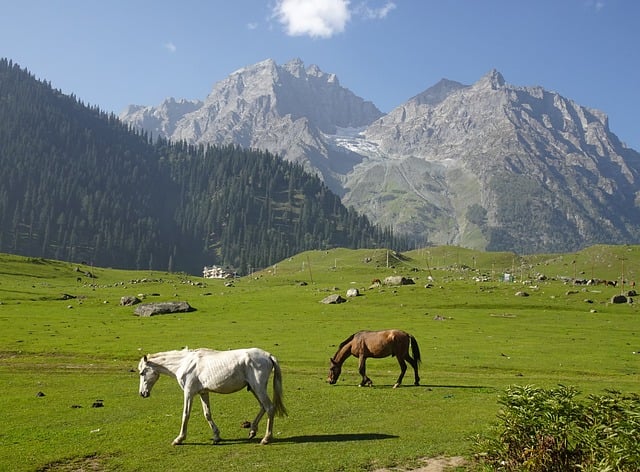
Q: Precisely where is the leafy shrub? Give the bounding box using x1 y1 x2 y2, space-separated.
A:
473 385 640 471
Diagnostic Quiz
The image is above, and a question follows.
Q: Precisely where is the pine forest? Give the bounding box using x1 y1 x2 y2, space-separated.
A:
0 58 405 274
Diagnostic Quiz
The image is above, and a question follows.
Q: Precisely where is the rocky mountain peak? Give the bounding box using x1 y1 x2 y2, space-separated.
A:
283 57 305 77
476 69 506 90
119 60 640 255
411 78 467 106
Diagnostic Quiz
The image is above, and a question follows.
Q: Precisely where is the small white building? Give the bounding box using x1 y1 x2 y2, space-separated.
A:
203 265 232 279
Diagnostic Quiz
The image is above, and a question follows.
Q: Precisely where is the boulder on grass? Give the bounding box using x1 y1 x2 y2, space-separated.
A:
383 276 414 286
134 301 194 317
611 294 627 304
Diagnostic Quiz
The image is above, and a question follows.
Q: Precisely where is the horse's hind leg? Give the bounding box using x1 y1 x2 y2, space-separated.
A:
249 389 275 444
249 406 266 440
199 392 221 444
406 356 420 386
393 358 408 388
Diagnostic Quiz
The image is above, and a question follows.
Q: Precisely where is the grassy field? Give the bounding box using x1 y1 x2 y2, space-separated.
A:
0 245 638 471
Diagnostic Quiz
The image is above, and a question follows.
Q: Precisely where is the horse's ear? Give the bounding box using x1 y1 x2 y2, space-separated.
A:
143 355 148 362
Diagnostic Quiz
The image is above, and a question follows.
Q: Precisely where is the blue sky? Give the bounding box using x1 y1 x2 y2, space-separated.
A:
2 0 639 150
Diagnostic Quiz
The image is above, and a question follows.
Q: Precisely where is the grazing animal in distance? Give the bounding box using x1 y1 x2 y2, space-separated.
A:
327 329 421 388
138 347 287 445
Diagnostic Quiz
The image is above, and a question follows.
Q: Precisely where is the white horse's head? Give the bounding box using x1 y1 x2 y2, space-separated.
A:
138 355 160 398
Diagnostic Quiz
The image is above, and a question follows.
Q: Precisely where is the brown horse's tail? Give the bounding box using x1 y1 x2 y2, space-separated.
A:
270 355 288 417
410 335 422 364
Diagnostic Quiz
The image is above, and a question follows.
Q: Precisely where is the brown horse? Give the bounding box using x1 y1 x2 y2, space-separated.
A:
327 329 421 388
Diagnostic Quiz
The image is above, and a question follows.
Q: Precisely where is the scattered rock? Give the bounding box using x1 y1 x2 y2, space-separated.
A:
320 294 346 304
120 296 141 306
346 288 360 297
611 294 627 304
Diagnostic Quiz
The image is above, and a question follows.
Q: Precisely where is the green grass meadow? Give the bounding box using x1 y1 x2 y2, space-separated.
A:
1 246 639 471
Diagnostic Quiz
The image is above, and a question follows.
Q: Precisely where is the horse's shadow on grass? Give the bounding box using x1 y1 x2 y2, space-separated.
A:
330 383 493 390
278 432 398 443
422 383 495 391
180 433 398 446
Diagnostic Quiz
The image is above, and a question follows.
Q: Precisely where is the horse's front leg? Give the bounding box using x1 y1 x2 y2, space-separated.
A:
199 392 221 444
358 356 372 386
173 392 194 445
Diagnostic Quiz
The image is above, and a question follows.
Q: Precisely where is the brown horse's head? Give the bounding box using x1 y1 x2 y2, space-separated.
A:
327 358 341 384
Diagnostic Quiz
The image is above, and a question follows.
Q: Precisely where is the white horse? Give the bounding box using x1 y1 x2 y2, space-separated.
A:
138 347 287 445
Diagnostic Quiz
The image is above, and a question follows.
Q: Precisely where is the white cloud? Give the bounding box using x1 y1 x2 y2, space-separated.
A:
247 22 259 30
164 42 177 53
273 0 351 38
585 0 605 11
357 1 396 20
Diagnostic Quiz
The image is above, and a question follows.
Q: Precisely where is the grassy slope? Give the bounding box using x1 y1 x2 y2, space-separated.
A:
0 246 638 471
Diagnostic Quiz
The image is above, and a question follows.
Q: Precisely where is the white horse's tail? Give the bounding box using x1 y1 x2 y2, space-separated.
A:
270 355 287 417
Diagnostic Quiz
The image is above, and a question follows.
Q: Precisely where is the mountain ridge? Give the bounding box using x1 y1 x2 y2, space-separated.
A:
120 59 640 253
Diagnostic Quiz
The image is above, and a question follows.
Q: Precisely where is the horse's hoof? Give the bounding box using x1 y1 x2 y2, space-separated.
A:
260 438 270 445
172 439 183 446
393 383 399 389
248 430 256 439
213 438 221 445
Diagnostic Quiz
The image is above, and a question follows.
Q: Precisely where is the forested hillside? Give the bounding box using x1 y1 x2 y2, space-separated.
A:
0 58 402 274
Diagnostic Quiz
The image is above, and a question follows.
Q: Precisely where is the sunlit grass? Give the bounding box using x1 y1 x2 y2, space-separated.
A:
0 246 639 470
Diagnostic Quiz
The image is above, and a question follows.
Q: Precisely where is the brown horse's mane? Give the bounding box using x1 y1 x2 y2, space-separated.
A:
337 333 356 350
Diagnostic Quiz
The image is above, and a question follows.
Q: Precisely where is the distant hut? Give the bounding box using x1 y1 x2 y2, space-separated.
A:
203 265 233 279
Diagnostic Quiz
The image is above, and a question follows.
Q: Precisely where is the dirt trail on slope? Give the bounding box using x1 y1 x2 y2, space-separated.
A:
374 456 467 472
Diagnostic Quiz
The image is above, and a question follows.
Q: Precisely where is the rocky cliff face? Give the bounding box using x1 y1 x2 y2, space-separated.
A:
344 69 640 251
120 60 640 253
122 58 381 182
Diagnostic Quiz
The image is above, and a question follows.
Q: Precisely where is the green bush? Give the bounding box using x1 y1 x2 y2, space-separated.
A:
474 385 640 471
